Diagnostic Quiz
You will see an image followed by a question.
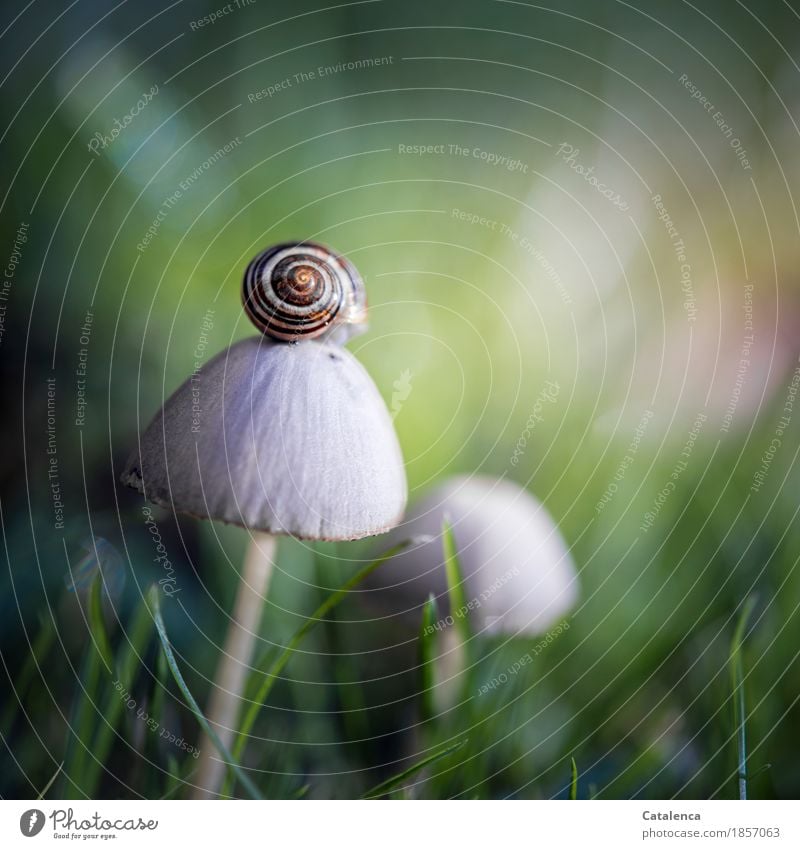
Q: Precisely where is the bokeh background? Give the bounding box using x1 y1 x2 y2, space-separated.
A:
1 0 800 799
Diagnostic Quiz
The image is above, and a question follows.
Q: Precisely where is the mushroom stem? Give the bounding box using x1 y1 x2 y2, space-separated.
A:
193 531 276 798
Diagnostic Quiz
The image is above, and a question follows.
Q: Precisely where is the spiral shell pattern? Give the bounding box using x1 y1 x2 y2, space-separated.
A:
242 242 367 343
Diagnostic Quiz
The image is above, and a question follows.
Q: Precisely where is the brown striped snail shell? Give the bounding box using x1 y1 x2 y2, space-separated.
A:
242 242 367 343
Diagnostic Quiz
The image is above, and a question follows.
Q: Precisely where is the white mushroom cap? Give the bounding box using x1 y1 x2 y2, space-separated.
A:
122 336 407 540
370 476 579 636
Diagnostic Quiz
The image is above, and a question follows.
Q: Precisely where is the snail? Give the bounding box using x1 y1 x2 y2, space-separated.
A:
242 241 367 343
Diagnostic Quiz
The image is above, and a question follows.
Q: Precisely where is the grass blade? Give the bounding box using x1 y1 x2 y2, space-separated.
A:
62 575 116 796
569 756 578 800
150 586 262 800
232 538 421 763
442 520 470 642
38 761 63 799
88 572 114 672
0 613 55 738
61 628 102 797
160 753 184 799
730 595 757 801
362 737 468 798
82 588 156 797
150 647 169 739
419 594 439 721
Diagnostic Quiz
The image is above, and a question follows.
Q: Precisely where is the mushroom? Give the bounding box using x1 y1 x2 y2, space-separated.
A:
122 242 407 797
371 475 579 638
364 474 578 719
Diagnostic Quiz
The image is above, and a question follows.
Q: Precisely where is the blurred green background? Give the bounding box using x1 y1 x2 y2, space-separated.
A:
1 0 799 799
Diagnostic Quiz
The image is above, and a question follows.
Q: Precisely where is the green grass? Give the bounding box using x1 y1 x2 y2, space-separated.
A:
363 738 468 799
0 613 55 741
729 596 757 801
0 493 791 801
419 594 439 722
38 762 63 800
151 587 262 800
81 588 156 797
60 574 117 797
442 520 471 644
230 538 419 766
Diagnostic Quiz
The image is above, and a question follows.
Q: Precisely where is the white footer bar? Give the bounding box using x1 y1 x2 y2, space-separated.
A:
2 799 796 848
